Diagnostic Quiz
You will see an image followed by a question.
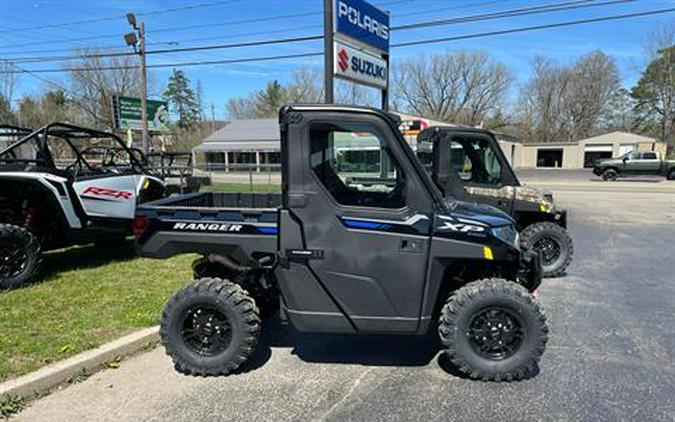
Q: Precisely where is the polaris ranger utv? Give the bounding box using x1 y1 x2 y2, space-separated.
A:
417 127 573 278
135 105 548 382
0 123 165 288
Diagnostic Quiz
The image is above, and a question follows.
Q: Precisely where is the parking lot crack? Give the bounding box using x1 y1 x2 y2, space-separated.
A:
316 368 373 422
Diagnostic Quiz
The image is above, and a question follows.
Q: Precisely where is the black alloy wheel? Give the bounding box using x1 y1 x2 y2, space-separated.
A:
468 307 525 361
533 236 562 267
182 305 233 357
0 244 28 280
0 224 42 289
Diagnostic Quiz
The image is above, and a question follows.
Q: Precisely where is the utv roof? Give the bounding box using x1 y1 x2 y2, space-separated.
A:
280 104 402 126
417 125 496 142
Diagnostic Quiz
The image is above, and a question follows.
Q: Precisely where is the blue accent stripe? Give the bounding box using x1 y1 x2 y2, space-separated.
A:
257 227 279 234
343 219 381 229
342 219 392 230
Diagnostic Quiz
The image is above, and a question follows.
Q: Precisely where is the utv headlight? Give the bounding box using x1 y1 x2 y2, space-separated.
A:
492 224 519 248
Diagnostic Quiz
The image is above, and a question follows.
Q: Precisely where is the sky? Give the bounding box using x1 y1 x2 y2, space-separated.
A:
1 0 674 119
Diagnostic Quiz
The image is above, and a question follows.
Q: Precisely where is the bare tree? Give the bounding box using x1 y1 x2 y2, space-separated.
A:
287 68 324 103
66 50 146 129
392 51 512 126
631 24 675 147
517 51 620 143
0 60 20 108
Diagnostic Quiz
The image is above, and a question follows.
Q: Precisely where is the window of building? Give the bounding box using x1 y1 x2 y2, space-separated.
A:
309 122 405 209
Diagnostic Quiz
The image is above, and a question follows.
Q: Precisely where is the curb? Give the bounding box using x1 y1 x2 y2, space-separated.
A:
0 326 159 401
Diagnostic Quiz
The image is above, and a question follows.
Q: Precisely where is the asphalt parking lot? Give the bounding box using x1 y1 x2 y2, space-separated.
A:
15 172 675 422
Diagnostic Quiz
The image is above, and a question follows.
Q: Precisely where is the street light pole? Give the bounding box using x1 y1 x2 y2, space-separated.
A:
138 22 150 153
125 13 150 153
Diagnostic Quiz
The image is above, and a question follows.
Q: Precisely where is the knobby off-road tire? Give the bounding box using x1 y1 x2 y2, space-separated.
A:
160 278 261 376
0 224 42 289
438 279 548 382
521 222 573 278
602 168 618 181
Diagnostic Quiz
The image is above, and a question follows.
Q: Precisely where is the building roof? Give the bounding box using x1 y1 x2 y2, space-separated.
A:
192 112 452 153
579 131 660 145
193 118 279 152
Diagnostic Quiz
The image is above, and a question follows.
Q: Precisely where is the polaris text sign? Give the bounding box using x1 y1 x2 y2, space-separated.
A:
334 40 388 89
335 0 389 53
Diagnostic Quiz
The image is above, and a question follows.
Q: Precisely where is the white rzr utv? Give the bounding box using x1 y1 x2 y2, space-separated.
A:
0 123 166 288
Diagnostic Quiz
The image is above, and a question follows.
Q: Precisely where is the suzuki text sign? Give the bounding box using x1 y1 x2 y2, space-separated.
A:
335 0 389 53
334 39 388 89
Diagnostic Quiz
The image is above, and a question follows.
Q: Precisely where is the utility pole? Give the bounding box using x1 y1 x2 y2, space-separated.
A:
138 22 149 153
210 103 216 133
323 0 334 104
124 13 150 153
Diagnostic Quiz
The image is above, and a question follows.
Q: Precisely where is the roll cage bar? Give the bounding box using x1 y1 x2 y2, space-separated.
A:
0 122 150 174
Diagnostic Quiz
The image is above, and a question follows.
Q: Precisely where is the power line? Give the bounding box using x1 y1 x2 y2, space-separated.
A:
0 0 635 64
0 0 410 49
4 35 324 64
3 7 672 74
394 0 629 30
391 6 674 47
0 0 242 34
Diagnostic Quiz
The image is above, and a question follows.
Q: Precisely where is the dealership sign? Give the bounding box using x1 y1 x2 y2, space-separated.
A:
333 40 388 89
112 96 170 132
335 0 389 53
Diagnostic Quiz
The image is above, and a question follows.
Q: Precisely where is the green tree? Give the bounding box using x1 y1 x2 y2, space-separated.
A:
631 45 675 147
253 80 288 118
16 90 70 128
163 69 202 129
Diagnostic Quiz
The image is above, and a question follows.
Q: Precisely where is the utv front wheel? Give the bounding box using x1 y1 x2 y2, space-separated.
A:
602 169 618 181
0 224 42 289
160 278 261 376
438 279 548 382
520 222 573 278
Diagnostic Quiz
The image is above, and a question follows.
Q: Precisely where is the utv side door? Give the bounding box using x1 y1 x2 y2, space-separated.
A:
439 131 516 214
277 109 435 334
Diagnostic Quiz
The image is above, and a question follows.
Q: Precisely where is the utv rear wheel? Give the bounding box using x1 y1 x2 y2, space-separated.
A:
160 278 261 376
521 222 573 278
602 169 618 181
0 224 42 289
667 170 675 181
438 279 548 382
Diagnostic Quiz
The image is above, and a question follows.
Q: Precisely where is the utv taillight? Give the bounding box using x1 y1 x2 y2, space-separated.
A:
133 216 150 238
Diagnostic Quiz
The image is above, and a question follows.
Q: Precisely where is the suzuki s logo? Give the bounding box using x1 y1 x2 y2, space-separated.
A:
172 222 243 232
338 48 349 71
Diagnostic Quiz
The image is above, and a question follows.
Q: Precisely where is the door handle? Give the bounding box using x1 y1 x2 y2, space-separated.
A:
400 238 424 253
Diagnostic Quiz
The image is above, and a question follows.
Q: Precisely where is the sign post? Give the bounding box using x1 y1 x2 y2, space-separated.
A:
323 0 335 104
328 0 390 110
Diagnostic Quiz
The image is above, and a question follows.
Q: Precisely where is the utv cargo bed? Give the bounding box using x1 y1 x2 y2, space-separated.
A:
135 192 281 259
